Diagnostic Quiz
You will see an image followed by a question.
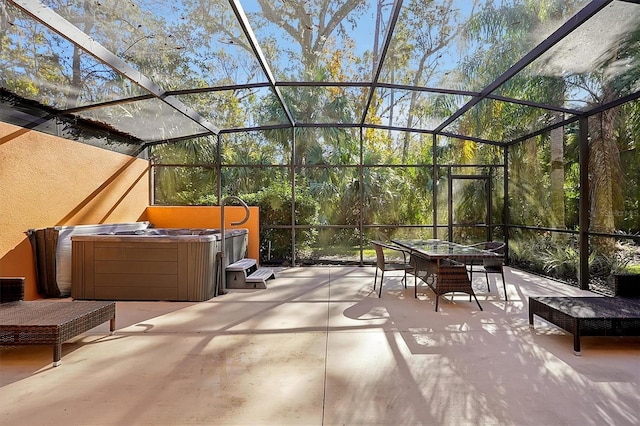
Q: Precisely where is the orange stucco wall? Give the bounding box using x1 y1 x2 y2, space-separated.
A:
1 122 263 300
0 122 150 299
142 206 260 261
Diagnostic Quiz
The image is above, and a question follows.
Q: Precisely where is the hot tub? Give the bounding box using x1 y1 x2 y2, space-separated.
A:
71 228 248 301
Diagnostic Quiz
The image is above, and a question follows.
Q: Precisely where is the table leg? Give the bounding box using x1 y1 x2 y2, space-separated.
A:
53 343 62 367
528 310 534 329
573 319 582 356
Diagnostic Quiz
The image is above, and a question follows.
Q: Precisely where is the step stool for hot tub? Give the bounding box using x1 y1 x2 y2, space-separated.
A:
226 258 275 289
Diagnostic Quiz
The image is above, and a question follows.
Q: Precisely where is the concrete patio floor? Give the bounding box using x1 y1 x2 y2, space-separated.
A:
1 266 638 425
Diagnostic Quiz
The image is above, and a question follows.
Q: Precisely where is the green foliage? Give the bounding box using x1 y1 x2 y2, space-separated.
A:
541 245 582 282
153 165 217 206
241 183 319 264
7 0 640 272
589 251 631 279
511 232 637 284
509 233 579 280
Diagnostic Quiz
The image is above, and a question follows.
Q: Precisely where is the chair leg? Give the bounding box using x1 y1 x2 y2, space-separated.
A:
378 271 384 298
472 292 483 311
484 271 490 292
500 271 507 301
373 268 378 291
414 274 418 298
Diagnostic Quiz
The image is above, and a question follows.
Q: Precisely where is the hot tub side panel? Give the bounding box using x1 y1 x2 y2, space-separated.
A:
225 229 249 265
186 240 218 301
72 237 218 301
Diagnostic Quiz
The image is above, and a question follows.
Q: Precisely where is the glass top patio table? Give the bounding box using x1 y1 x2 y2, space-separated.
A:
391 239 501 262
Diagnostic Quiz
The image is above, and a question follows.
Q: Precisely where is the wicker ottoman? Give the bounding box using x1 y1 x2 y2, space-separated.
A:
1 278 116 367
529 296 640 355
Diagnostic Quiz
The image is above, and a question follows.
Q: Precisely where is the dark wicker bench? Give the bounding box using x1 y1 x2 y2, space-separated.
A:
0 277 116 366
529 274 640 355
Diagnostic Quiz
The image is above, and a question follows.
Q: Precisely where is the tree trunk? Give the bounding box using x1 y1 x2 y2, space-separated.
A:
66 1 95 109
589 99 622 254
549 121 565 228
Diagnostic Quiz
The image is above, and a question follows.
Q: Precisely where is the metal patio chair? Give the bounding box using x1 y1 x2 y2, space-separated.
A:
371 240 414 298
468 241 507 300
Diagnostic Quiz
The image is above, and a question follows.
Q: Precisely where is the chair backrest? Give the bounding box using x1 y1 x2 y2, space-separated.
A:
481 242 505 268
371 241 386 270
1 277 25 303
613 274 640 298
484 241 505 255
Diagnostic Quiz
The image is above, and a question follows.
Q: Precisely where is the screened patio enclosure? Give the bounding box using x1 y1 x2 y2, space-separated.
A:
2 0 640 293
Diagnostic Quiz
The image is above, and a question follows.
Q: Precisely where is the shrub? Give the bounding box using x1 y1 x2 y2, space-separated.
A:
241 183 319 264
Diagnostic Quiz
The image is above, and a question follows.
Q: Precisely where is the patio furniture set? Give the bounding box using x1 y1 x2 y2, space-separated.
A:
377 239 506 311
1 240 638 364
372 239 640 354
